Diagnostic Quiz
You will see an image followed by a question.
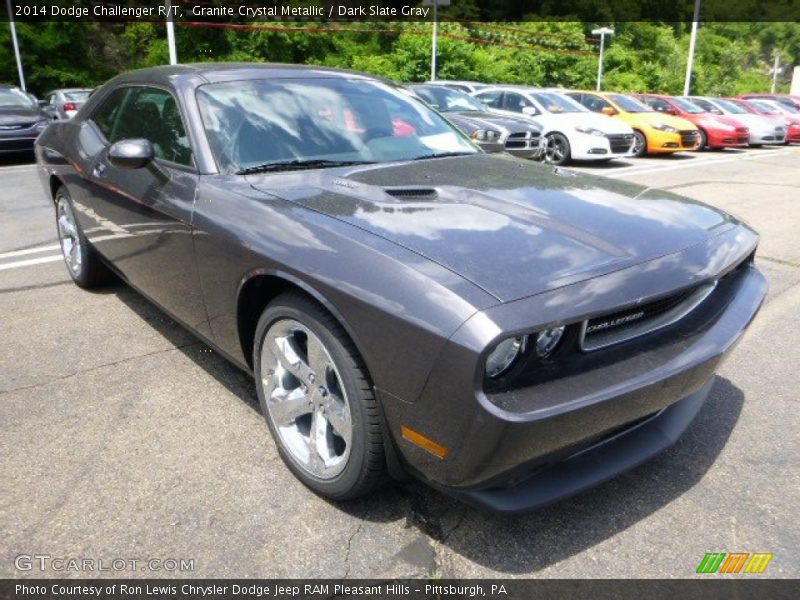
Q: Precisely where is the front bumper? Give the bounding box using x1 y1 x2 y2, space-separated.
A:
382 226 765 511
706 128 749 148
570 132 634 160
750 128 786 144
646 128 700 153
0 134 38 153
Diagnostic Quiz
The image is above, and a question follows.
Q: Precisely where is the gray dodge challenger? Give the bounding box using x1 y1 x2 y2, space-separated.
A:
35 64 767 512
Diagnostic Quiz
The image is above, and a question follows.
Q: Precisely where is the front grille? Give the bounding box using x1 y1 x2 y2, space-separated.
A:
579 282 717 351
0 122 34 131
505 131 540 150
680 130 699 148
606 133 634 153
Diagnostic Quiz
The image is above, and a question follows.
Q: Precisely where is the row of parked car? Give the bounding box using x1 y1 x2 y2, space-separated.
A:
0 85 92 155
405 81 800 165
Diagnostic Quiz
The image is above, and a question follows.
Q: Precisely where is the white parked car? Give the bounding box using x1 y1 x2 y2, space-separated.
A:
472 86 635 165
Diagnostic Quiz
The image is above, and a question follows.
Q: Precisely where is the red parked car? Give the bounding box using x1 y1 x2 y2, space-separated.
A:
726 97 800 145
738 93 800 111
635 93 749 150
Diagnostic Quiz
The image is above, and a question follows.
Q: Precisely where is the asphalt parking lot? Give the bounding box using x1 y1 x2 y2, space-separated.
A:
1 146 799 579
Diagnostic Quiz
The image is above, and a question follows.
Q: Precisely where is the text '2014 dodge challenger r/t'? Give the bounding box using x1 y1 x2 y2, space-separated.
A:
36 64 767 513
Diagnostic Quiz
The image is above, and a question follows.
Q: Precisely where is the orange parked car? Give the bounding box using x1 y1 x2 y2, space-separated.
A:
567 91 701 156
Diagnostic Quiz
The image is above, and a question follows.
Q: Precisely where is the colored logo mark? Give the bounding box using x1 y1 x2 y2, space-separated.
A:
696 552 773 574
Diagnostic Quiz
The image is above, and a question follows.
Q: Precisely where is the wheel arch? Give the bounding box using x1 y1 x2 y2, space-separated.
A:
48 174 65 203
235 269 370 377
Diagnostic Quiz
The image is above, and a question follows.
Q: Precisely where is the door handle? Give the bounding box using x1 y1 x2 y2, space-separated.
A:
92 162 106 178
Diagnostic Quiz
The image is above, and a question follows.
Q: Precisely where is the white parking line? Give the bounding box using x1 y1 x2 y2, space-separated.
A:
0 254 63 272
602 148 797 179
0 243 60 259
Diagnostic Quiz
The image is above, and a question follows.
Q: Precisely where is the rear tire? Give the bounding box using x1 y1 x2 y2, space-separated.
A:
632 130 647 157
253 292 385 500
54 186 113 288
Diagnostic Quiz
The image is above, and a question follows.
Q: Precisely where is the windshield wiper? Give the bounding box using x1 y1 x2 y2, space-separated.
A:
411 151 475 161
236 159 375 175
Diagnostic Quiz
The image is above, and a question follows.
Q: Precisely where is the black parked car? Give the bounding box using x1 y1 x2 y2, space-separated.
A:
408 84 542 158
36 65 766 512
0 85 50 155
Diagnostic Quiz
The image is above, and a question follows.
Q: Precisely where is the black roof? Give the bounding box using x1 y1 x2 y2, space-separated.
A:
111 63 382 87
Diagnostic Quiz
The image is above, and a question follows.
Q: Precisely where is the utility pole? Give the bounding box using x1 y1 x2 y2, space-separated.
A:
166 0 177 65
591 27 614 91
683 0 701 96
424 0 450 81
771 50 781 93
6 0 26 91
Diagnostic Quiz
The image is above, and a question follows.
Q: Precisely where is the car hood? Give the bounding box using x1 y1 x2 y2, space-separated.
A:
722 112 775 131
0 106 44 123
545 111 633 134
446 110 541 134
249 154 741 302
626 111 697 131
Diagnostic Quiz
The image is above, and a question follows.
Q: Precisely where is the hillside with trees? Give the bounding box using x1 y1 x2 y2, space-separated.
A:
1 20 798 96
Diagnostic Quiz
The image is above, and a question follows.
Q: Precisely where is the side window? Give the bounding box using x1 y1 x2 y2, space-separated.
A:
91 87 130 141
47 93 57 106
581 94 612 113
475 91 503 109
646 97 671 112
503 93 528 113
110 87 193 167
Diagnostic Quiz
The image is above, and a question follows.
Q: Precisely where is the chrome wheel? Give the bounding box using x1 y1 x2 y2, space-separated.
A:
56 196 82 277
544 134 569 164
260 318 352 479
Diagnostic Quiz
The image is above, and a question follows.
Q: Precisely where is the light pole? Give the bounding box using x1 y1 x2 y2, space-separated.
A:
592 27 614 91
423 0 450 81
6 0 26 90
683 0 701 96
165 0 177 65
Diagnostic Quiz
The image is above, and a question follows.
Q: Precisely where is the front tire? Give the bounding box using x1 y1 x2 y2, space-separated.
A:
253 292 385 500
697 129 708 150
55 187 112 288
543 132 571 165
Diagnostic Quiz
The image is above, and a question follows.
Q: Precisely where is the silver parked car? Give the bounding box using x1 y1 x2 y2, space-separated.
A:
41 88 93 120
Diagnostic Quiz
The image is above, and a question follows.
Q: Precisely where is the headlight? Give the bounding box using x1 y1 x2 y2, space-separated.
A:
534 326 565 358
653 123 679 133
485 336 527 378
574 126 605 136
471 129 501 142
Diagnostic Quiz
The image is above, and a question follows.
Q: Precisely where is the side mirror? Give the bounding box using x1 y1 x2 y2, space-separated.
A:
108 138 154 170
521 106 537 116
601 106 617 116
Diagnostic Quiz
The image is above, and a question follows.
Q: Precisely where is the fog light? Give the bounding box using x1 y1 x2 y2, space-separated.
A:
534 326 565 358
485 336 527 378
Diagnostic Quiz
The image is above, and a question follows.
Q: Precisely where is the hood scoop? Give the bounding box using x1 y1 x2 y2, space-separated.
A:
383 186 439 201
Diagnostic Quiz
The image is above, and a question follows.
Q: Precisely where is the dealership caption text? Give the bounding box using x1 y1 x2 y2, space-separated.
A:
16 583 507 597
14 4 431 19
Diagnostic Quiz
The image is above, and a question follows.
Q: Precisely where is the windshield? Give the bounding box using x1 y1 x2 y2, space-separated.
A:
670 96 705 114
411 86 488 113
0 88 35 108
748 100 779 114
714 99 747 114
531 92 586 113
607 94 652 113
197 78 478 172
63 90 90 102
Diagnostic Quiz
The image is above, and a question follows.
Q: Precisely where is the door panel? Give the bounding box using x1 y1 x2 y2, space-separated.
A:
77 85 210 336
